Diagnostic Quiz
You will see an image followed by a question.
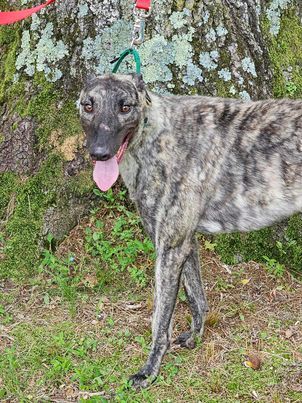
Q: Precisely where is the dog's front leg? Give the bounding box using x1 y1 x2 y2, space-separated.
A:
129 242 191 389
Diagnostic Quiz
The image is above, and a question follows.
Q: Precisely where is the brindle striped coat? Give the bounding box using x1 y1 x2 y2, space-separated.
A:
80 74 302 388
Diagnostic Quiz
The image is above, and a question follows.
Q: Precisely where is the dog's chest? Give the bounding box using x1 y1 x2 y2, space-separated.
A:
119 152 140 199
119 144 169 232
119 128 166 197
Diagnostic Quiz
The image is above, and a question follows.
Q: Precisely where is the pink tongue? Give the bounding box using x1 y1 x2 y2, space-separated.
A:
93 157 119 191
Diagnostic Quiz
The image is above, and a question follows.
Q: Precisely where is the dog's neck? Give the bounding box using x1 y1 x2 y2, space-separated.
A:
128 91 168 151
119 91 168 198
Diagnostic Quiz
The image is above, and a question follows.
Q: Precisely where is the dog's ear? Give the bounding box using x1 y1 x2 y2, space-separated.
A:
84 72 97 86
131 73 145 92
132 73 151 105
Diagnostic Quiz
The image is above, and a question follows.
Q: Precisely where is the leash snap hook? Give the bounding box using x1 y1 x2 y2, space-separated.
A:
130 4 151 48
131 16 145 47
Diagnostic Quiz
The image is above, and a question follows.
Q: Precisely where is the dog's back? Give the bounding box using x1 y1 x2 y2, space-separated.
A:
121 93 302 235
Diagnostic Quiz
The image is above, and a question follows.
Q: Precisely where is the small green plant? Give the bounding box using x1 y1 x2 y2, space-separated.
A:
204 240 217 251
162 355 183 384
128 266 147 287
0 232 4 245
263 256 285 278
39 250 79 301
215 277 234 291
73 337 98 358
106 316 115 328
93 188 127 206
85 211 154 287
48 356 72 380
285 81 298 97
178 289 187 302
134 335 149 353
72 363 104 391
0 303 12 324
39 234 83 307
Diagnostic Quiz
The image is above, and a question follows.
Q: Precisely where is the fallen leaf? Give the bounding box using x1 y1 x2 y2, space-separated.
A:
222 264 232 274
294 351 302 362
65 385 77 399
285 328 294 339
124 302 143 310
243 354 261 370
241 278 250 285
269 289 277 300
83 275 98 288
251 390 259 400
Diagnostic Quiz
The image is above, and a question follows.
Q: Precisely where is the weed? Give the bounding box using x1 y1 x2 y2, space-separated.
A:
285 82 298 98
39 249 79 301
38 235 84 310
205 311 221 327
204 239 217 251
48 356 72 380
215 277 234 291
178 289 187 302
162 361 179 381
106 316 115 328
263 256 285 278
72 363 105 391
134 335 149 353
128 266 147 287
84 192 154 289
93 188 127 206
0 303 12 324
73 338 98 358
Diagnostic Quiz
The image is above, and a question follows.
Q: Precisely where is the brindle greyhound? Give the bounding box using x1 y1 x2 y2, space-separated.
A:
80 74 302 388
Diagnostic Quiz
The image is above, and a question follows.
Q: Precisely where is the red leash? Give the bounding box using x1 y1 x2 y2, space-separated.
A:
0 0 55 25
0 0 151 26
135 0 152 11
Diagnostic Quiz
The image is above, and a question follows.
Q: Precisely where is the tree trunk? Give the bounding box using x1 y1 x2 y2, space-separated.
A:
1 0 302 277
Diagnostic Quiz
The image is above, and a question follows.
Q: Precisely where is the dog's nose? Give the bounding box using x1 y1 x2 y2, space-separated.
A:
91 147 111 161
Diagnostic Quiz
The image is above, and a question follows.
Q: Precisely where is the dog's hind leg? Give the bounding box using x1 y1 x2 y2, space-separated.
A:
129 239 192 389
175 242 208 348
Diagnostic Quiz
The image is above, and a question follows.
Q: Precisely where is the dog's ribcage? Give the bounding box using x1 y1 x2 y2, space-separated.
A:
120 95 302 238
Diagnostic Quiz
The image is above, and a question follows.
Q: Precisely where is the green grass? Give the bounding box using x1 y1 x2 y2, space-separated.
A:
0 311 301 401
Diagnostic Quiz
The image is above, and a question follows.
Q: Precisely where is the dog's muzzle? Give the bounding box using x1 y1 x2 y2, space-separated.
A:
90 146 111 161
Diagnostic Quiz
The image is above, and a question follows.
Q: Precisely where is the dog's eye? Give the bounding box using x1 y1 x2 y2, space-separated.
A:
84 103 93 113
120 104 131 113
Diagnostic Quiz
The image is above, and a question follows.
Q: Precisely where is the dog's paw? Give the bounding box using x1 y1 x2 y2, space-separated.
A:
128 372 155 389
174 331 196 349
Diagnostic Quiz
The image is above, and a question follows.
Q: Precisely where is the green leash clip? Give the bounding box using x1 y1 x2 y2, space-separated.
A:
111 48 141 74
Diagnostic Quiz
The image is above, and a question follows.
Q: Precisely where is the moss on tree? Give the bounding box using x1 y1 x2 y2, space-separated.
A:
0 25 92 280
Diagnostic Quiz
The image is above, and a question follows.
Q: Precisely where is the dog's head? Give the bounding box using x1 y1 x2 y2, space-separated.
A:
79 73 148 162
